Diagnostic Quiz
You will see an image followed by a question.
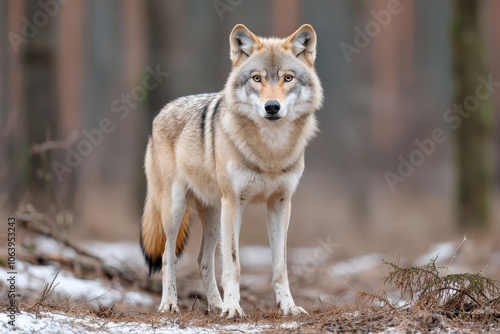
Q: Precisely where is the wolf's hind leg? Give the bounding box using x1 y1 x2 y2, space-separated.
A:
196 204 223 312
158 182 187 313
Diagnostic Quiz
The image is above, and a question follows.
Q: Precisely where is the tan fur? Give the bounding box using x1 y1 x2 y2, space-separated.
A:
140 137 193 272
141 200 190 262
140 195 164 261
140 24 323 316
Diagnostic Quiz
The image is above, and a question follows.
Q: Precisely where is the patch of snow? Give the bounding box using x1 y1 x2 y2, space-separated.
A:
240 246 328 268
280 321 300 329
490 252 500 265
0 311 296 334
328 253 383 277
240 246 272 267
222 323 271 333
289 247 317 260
0 261 152 307
26 237 155 275
0 312 193 334
240 273 270 289
80 239 195 273
80 241 145 270
29 236 77 259
414 242 457 265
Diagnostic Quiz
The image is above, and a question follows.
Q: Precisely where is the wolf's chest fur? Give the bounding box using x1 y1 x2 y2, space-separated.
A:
176 106 310 206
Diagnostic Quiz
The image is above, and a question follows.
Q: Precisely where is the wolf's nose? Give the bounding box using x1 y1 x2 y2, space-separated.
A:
265 100 281 116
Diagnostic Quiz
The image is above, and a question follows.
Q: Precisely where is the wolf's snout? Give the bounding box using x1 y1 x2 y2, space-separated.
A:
264 100 281 116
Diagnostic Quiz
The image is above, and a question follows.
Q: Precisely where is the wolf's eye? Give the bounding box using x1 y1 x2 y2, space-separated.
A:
252 75 261 82
284 75 294 82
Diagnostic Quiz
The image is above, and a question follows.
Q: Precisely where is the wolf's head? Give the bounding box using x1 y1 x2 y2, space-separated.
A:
225 24 324 124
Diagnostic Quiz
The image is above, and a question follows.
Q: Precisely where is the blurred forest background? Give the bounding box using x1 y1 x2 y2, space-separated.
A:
1 0 499 258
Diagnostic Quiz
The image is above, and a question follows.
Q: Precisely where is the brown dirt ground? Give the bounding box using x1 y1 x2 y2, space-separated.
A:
1 231 499 333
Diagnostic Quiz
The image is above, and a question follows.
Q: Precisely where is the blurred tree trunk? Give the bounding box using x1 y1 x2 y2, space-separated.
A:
0 1 26 210
23 1 59 202
123 0 147 215
0 0 9 208
56 0 85 208
1 1 29 210
451 0 493 230
0 1 7 122
347 0 372 228
271 0 299 36
145 0 183 113
488 0 500 189
139 0 184 209
371 1 402 151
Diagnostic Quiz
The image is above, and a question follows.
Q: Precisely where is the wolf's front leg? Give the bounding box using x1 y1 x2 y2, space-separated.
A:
220 197 245 318
267 198 307 316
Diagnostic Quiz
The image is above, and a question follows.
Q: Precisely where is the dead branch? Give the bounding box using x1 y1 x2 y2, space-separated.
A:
30 131 79 154
15 212 159 294
16 212 101 262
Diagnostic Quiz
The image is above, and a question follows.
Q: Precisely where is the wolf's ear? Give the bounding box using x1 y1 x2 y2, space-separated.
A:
229 24 261 66
285 24 317 65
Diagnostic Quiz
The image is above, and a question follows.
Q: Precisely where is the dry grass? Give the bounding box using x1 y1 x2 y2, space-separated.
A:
383 258 500 315
2 256 499 333
2 199 499 332
350 257 500 332
26 272 60 314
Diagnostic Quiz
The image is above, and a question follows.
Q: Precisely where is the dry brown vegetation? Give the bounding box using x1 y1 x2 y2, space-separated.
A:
2 241 499 333
1 204 499 332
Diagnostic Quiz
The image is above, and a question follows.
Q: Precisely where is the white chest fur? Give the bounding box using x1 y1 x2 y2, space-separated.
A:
226 161 303 201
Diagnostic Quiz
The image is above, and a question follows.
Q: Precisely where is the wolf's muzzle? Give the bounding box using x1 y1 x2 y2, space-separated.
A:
264 100 282 121
264 100 281 116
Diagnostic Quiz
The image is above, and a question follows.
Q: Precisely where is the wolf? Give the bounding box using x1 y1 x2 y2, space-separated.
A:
140 24 323 318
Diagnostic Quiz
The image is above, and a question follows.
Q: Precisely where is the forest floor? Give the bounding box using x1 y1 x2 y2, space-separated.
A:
1 221 500 333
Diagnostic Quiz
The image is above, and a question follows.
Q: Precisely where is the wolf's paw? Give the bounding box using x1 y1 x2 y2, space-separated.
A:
158 302 180 314
220 305 245 319
281 305 307 316
208 303 223 314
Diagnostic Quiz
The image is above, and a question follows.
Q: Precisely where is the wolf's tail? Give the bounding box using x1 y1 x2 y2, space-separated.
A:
140 140 191 275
